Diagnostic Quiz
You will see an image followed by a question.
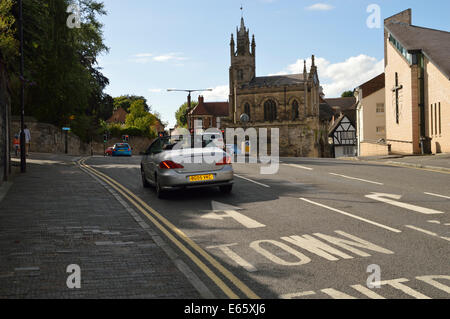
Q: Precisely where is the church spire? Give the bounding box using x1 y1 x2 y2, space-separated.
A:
303 60 307 77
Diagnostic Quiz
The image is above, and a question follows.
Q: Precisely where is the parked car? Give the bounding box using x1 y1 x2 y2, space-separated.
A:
112 143 132 157
141 136 233 198
105 147 114 156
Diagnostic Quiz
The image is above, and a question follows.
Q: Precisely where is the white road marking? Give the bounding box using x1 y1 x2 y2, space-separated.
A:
300 198 402 233
425 192 450 200
351 284 385 299
329 173 384 185
374 278 431 299
283 164 313 171
202 210 266 229
321 288 357 299
405 225 450 242
427 220 441 225
249 240 311 266
207 244 258 273
416 276 450 294
405 225 438 237
281 291 316 299
366 193 445 215
234 174 270 188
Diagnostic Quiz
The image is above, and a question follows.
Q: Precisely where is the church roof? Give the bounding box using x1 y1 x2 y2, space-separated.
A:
241 74 308 89
385 22 450 79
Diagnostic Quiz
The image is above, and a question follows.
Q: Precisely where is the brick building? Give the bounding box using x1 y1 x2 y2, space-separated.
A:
188 96 229 130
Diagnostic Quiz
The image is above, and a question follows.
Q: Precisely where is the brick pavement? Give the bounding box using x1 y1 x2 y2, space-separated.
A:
0 157 200 299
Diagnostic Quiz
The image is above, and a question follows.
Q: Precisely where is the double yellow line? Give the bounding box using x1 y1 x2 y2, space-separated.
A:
78 158 259 299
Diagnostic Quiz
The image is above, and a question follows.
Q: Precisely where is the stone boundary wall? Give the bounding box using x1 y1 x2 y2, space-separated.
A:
11 118 153 156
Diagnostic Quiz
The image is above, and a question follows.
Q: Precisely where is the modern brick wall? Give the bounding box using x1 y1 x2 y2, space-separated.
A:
424 58 450 154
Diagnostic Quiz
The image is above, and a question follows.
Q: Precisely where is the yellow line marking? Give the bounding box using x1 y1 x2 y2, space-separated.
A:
79 159 259 299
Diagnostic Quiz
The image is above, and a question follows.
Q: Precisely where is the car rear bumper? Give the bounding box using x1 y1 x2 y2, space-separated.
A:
113 151 132 156
158 165 233 190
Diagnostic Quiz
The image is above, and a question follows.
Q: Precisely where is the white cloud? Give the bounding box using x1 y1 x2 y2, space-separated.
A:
153 53 188 62
306 3 334 11
273 54 384 97
148 88 163 93
134 53 153 58
130 52 188 64
201 85 229 101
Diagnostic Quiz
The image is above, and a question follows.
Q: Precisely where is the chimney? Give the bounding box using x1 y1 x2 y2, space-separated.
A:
198 95 204 104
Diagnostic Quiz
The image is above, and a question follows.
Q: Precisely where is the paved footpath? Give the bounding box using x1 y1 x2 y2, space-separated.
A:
0 155 200 299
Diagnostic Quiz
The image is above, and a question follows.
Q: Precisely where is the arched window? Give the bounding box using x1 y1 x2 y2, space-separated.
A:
244 103 251 120
292 100 299 120
264 99 277 122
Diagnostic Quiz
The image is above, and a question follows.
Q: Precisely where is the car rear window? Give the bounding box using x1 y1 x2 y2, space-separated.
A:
116 144 129 149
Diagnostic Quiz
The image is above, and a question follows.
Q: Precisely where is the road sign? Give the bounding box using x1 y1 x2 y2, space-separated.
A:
62 127 71 131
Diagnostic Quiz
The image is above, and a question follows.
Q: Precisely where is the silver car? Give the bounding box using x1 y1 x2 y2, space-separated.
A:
141 136 234 198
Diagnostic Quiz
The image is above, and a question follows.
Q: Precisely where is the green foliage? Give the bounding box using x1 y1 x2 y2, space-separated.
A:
4 0 110 142
0 0 18 63
113 95 150 112
341 91 354 98
125 100 157 138
175 101 198 128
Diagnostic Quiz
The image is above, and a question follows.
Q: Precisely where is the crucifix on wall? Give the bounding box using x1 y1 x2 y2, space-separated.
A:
392 72 403 124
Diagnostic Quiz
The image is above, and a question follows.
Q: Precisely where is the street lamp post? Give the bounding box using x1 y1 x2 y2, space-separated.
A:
18 0 26 173
167 89 212 130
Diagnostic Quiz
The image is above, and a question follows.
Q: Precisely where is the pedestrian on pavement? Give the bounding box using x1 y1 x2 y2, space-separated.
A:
13 134 20 157
21 125 32 156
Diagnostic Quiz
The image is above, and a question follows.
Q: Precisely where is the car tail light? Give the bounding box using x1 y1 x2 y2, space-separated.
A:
159 161 184 169
216 156 232 166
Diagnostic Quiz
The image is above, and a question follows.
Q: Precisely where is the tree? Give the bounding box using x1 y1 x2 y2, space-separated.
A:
5 0 110 142
114 95 150 112
341 91 354 98
0 0 18 64
175 100 198 128
125 100 157 138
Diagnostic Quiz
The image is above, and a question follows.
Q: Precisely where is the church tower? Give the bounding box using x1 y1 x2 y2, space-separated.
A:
229 16 256 94
229 16 256 122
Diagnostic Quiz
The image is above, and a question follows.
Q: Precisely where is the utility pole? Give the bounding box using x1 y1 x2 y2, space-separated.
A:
167 89 212 130
18 0 26 173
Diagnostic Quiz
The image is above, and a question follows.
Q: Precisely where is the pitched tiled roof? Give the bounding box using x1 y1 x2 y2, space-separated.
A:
191 102 229 117
385 22 450 79
241 74 308 89
358 73 385 98
324 97 356 112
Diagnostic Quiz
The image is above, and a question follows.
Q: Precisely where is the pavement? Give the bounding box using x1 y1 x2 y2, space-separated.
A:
1 152 449 299
340 153 450 173
0 153 200 299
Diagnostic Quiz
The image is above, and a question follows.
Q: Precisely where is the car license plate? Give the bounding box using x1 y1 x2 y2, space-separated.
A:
189 174 214 182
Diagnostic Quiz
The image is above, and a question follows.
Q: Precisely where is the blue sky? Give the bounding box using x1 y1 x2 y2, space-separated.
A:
97 0 450 128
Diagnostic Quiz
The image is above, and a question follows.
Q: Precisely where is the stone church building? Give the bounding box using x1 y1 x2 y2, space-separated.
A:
223 17 328 157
